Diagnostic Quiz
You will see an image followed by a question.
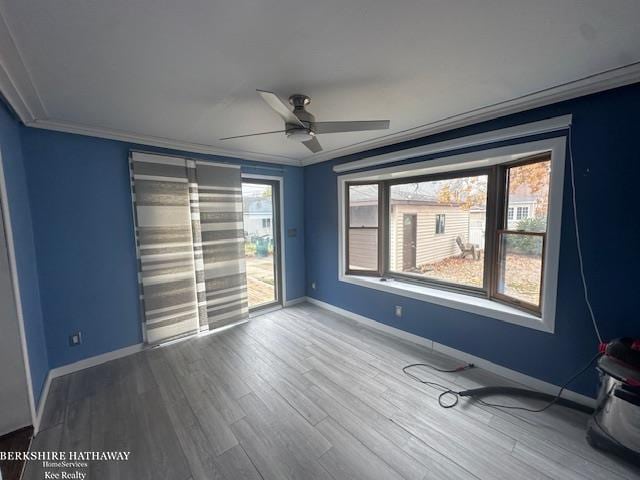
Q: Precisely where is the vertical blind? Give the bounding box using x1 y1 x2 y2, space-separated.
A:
130 152 249 345
194 162 249 329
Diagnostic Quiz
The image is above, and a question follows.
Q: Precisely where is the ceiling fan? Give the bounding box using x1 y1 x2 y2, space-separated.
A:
219 90 390 153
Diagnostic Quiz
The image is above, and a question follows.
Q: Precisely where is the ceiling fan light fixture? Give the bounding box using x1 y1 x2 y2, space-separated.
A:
219 90 390 152
286 128 315 142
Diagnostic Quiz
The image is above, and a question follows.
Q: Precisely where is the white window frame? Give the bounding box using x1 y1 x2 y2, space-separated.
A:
242 173 287 307
337 134 567 333
516 206 529 220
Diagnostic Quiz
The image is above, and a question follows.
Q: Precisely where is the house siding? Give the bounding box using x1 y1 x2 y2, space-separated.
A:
391 204 469 270
348 228 378 270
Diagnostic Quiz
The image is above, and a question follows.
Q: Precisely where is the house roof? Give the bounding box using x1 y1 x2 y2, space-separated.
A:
350 180 543 209
350 183 461 205
508 194 537 203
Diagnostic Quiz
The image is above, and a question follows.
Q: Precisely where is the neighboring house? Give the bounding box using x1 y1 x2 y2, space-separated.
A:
469 206 486 249
506 194 537 229
468 191 540 249
243 196 273 237
348 182 546 272
389 199 469 271
348 190 472 271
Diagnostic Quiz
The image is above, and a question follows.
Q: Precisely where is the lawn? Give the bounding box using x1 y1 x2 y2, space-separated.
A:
419 253 542 305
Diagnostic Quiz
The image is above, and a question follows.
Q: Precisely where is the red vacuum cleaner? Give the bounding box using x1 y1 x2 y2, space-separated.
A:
587 338 640 466
456 338 640 466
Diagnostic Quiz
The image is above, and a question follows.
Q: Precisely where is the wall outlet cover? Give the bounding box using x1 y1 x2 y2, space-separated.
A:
69 332 82 346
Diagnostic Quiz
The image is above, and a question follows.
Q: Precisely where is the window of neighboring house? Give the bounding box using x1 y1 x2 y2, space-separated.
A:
262 218 271 228
344 152 552 315
516 206 529 220
346 183 381 274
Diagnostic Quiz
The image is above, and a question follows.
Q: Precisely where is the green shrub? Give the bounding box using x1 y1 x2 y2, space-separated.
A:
515 217 546 232
505 217 546 255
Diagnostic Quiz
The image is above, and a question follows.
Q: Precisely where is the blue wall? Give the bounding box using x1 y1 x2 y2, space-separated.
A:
304 83 640 397
0 102 49 405
5 83 638 397
20 128 306 368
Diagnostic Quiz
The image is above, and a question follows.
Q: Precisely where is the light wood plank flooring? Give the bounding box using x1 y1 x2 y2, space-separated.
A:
24 304 640 480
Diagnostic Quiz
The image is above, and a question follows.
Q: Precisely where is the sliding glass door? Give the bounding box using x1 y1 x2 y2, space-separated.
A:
130 152 249 344
242 179 282 310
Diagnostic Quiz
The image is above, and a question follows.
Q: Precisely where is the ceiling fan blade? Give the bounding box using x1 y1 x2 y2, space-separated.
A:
219 130 285 140
302 137 322 153
313 120 390 134
257 90 305 127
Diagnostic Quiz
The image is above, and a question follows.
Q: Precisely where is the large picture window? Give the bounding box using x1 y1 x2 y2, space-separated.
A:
343 153 552 315
388 172 488 290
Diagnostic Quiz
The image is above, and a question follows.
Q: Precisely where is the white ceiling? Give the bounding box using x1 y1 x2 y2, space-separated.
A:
1 0 639 165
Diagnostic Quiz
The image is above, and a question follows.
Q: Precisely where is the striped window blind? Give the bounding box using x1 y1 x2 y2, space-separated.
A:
191 161 249 329
130 152 248 345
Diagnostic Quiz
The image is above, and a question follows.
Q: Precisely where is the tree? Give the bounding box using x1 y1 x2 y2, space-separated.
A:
433 159 550 213
508 160 551 216
436 177 487 209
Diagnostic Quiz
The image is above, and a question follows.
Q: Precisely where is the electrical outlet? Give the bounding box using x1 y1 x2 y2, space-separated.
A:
395 306 403 318
69 331 82 346
311 281 316 290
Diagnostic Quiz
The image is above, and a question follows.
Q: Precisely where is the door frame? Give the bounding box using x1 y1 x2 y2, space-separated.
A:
241 174 285 311
402 213 417 271
0 151 37 432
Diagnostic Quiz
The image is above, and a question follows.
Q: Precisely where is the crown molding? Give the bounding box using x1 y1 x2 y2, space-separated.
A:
301 61 640 166
0 5 300 167
0 51 33 122
25 118 301 166
0 7 46 122
333 114 572 173
1 0 638 170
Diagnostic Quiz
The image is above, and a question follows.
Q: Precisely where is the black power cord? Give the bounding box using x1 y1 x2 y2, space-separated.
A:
403 361 475 374
403 352 601 413
402 362 474 408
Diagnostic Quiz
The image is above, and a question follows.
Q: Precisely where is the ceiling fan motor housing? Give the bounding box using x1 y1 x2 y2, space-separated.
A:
219 89 389 152
286 94 316 140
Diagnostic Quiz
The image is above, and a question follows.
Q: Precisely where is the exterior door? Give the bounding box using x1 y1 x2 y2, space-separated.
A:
242 179 282 310
402 214 417 271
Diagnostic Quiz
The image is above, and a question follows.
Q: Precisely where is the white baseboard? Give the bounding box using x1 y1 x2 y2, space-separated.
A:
283 296 307 307
33 294 596 435
306 296 434 349
32 303 300 433
304 296 596 408
49 343 144 379
34 371 52 434
34 343 144 434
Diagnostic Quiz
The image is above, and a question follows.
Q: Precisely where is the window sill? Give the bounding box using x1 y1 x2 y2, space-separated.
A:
339 274 553 333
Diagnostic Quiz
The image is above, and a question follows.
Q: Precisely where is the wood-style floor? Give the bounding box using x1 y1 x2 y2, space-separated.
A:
0 426 33 480
24 303 640 480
